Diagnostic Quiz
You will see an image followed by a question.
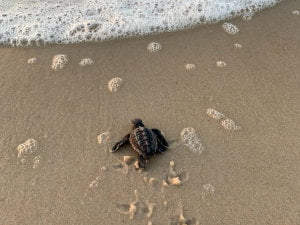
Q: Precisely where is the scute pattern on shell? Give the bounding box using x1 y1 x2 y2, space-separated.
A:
111 118 168 169
130 127 157 158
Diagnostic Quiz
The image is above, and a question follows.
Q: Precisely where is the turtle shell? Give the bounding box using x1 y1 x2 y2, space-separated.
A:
129 127 157 159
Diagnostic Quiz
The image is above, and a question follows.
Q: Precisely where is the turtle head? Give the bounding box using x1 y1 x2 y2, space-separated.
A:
131 118 145 129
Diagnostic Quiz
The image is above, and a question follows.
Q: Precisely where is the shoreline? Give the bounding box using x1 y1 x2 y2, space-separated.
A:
0 0 283 47
0 0 285 49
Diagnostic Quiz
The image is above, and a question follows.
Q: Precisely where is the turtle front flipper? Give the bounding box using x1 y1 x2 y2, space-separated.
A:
151 129 169 147
111 133 130 152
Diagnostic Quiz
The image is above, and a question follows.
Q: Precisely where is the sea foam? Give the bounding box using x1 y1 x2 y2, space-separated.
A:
0 0 281 46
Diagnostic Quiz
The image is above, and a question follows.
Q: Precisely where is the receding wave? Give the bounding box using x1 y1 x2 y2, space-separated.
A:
0 0 281 46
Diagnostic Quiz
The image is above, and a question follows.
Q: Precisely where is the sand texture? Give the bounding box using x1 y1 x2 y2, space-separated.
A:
0 1 299 224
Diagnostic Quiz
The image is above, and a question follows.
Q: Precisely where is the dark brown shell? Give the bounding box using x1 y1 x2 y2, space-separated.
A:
129 127 157 159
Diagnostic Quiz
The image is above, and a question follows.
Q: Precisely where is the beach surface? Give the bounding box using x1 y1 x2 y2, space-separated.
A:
0 1 299 224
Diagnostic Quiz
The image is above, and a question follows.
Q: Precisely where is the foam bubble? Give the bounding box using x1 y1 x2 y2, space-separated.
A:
216 61 227 67
185 64 196 71
27 58 37 64
206 108 241 131
206 108 226 120
292 10 300 15
32 155 41 169
221 118 241 131
242 12 254 21
51 54 68 71
97 131 111 145
108 77 123 92
203 183 215 194
222 22 239 35
0 0 281 46
180 127 205 154
17 139 38 158
234 43 243 48
79 58 94 67
147 42 162 53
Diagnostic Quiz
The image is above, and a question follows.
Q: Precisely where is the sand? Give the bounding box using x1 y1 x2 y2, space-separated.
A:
0 1 299 224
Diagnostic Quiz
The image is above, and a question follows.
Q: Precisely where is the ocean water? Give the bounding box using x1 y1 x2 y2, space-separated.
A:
0 0 281 46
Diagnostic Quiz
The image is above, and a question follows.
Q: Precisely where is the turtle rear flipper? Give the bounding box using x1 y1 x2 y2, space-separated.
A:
156 143 167 153
151 129 169 147
111 133 130 152
137 154 147 169
155 136 168 153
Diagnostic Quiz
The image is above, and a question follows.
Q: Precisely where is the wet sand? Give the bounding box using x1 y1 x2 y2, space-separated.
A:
0 1 299 224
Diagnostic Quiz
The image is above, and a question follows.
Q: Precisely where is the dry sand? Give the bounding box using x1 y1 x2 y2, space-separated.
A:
0 1 300 224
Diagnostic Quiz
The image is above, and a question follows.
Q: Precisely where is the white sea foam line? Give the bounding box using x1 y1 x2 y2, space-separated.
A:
0 0 281 46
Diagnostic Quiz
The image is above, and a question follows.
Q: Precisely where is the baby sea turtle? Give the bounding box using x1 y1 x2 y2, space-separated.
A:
111 119 169 169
